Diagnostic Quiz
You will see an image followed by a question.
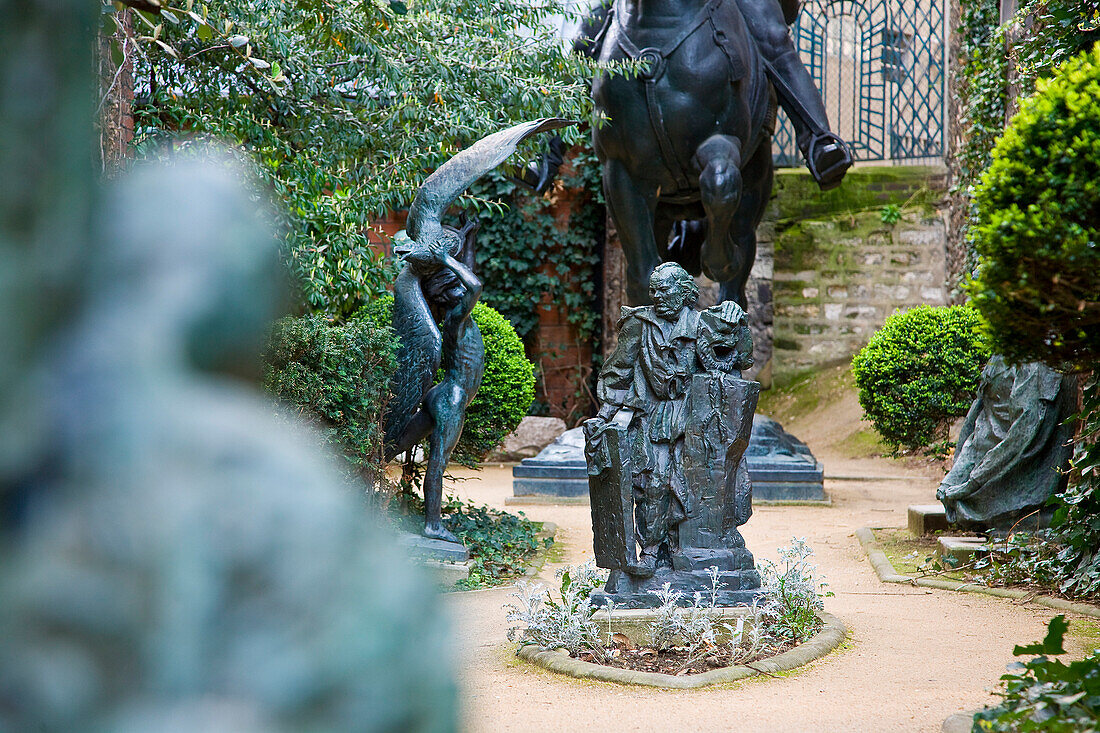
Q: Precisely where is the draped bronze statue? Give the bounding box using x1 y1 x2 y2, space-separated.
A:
383 119 574 543
937 356 1076 530
573 0 852 306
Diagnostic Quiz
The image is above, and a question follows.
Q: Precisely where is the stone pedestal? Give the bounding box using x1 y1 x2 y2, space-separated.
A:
398 531 471 586
592 568 763 609
908 504 950 535
511 416 826 502
936 536 988 564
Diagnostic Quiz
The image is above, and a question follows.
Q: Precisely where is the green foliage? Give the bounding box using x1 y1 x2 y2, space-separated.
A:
111 0 600 317
505 562 609 659
956 0 1009 191
262 313 398 478
851 305 990 452
444 498 549 589
355 295 535 463
973 615 1100 732
966 44 1100 370
955 0 1100 281
393 491 548 589
758 537 831 643
463 143 604 348
460 303 537 462
879 203 901 225
1043 380 1100 599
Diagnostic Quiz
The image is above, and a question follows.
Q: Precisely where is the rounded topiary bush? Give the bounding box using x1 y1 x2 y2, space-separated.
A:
356 296 535 464
966 43 1100 370
851 305 990 452
262 313 398 475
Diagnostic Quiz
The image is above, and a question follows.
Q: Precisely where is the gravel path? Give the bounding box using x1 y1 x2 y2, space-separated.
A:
439 397 1091 732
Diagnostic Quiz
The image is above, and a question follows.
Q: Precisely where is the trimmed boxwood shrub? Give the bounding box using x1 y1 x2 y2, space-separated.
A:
851 305 990 452
966 43 1100 371
262 313 398 478
356 296 535 465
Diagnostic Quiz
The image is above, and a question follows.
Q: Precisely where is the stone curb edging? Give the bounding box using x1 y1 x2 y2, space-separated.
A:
855 527 1100 619
516 611 847 689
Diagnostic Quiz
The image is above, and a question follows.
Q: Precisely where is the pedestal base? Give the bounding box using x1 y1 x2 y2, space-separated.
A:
592 567 762 609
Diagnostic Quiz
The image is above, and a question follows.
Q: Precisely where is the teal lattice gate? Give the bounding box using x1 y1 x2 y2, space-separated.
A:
772 0 946 165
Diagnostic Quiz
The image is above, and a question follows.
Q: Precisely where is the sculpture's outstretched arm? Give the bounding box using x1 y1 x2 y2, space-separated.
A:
406 118 577 249
439 252 482 322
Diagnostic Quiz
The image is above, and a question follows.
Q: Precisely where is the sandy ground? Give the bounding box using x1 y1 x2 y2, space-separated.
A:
438 385 1092 733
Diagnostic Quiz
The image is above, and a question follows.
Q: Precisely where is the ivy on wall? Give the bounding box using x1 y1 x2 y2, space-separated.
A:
954 0 1100 277
460 141 605 359
955 0 1008 190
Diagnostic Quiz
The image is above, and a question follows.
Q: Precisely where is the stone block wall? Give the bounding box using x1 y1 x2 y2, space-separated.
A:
601 166 948 386
769 166 949 379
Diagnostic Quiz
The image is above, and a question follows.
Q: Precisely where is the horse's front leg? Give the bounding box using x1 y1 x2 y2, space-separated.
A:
603 158 661 305
718 137 774 306
694 135 746 306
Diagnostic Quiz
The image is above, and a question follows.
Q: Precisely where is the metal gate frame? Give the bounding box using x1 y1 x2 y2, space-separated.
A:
772 0 946 166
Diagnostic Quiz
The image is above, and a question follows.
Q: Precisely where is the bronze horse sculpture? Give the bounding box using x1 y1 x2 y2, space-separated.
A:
573 0 851 307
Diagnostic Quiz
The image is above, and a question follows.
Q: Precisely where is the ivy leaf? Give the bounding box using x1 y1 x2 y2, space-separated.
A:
154 38 179 58
196 22 213 41
389 0 408 13
110 38 125 66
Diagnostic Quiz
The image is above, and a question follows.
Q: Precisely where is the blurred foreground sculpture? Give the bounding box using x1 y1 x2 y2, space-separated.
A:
382 118 573 544
0 157 456 732
937 356 1076 530
585 262 762 607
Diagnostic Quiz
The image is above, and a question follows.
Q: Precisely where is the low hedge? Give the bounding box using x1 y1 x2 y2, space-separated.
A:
262 313 398 477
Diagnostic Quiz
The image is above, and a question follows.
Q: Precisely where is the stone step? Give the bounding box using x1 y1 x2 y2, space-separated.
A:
908 503 950 535
936 536 988 565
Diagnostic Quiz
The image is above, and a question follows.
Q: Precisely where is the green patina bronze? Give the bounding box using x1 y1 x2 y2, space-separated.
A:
576 0 851 307
382 119 575 544
585 262 763 607
938 356 1077 530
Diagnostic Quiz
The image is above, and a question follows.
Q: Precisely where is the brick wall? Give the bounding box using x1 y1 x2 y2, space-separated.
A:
533 169 598 424
97 10 135 175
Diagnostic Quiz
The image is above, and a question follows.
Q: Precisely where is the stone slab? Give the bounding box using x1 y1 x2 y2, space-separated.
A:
512 415 827 502
512 477 590 497
750 465 825 482
592 566 763 609
398 531 470 562
512 464 591 479
909 503 950 536
752 481 827 502
422 559 471 588
942 713 977 733
487 416 567 461
936 536 988 564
